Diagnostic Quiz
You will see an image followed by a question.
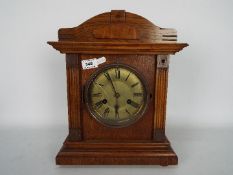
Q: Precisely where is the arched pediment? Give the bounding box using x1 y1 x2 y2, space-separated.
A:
48 10 188 54
58 10 177 43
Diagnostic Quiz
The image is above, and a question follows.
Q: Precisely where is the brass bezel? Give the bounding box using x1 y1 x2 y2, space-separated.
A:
85 63 149 128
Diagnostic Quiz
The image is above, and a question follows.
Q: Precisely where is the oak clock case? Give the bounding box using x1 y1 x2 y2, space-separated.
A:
85 64 149 128
48 10 188 166
80 54 154 141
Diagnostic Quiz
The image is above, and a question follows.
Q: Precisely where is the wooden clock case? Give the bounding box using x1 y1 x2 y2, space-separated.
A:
48 10 188 166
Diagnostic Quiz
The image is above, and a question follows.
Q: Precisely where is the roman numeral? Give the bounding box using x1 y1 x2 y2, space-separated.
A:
92 92 102 97
125 72 130 81
104 72 111 81
125 109 131 116
129 100 139 108
94 81 104 87
133 92 143 97
115 112 119 119
95 100 103 109
103 107 110 118
115 68 120 79
131 82 139 88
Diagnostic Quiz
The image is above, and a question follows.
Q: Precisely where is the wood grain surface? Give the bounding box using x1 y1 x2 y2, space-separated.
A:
48 10 188 165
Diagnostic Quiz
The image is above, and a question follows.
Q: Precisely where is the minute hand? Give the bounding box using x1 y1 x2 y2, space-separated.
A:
104 72 117 94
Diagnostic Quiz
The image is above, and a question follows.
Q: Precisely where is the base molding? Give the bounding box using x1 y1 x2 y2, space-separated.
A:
56 137 178 166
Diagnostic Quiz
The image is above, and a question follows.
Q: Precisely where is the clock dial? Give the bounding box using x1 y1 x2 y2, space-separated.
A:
85 64 148 127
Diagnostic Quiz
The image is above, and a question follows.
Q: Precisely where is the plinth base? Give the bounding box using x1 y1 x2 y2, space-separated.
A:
56 137 178 166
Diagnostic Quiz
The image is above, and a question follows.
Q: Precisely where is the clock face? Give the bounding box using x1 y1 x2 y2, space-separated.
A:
85 64 148 127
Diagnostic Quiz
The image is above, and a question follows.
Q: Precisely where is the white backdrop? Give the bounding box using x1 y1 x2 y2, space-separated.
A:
1 0 233 129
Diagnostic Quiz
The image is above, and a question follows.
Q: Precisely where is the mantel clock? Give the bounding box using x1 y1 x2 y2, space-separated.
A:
48 10 188 166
